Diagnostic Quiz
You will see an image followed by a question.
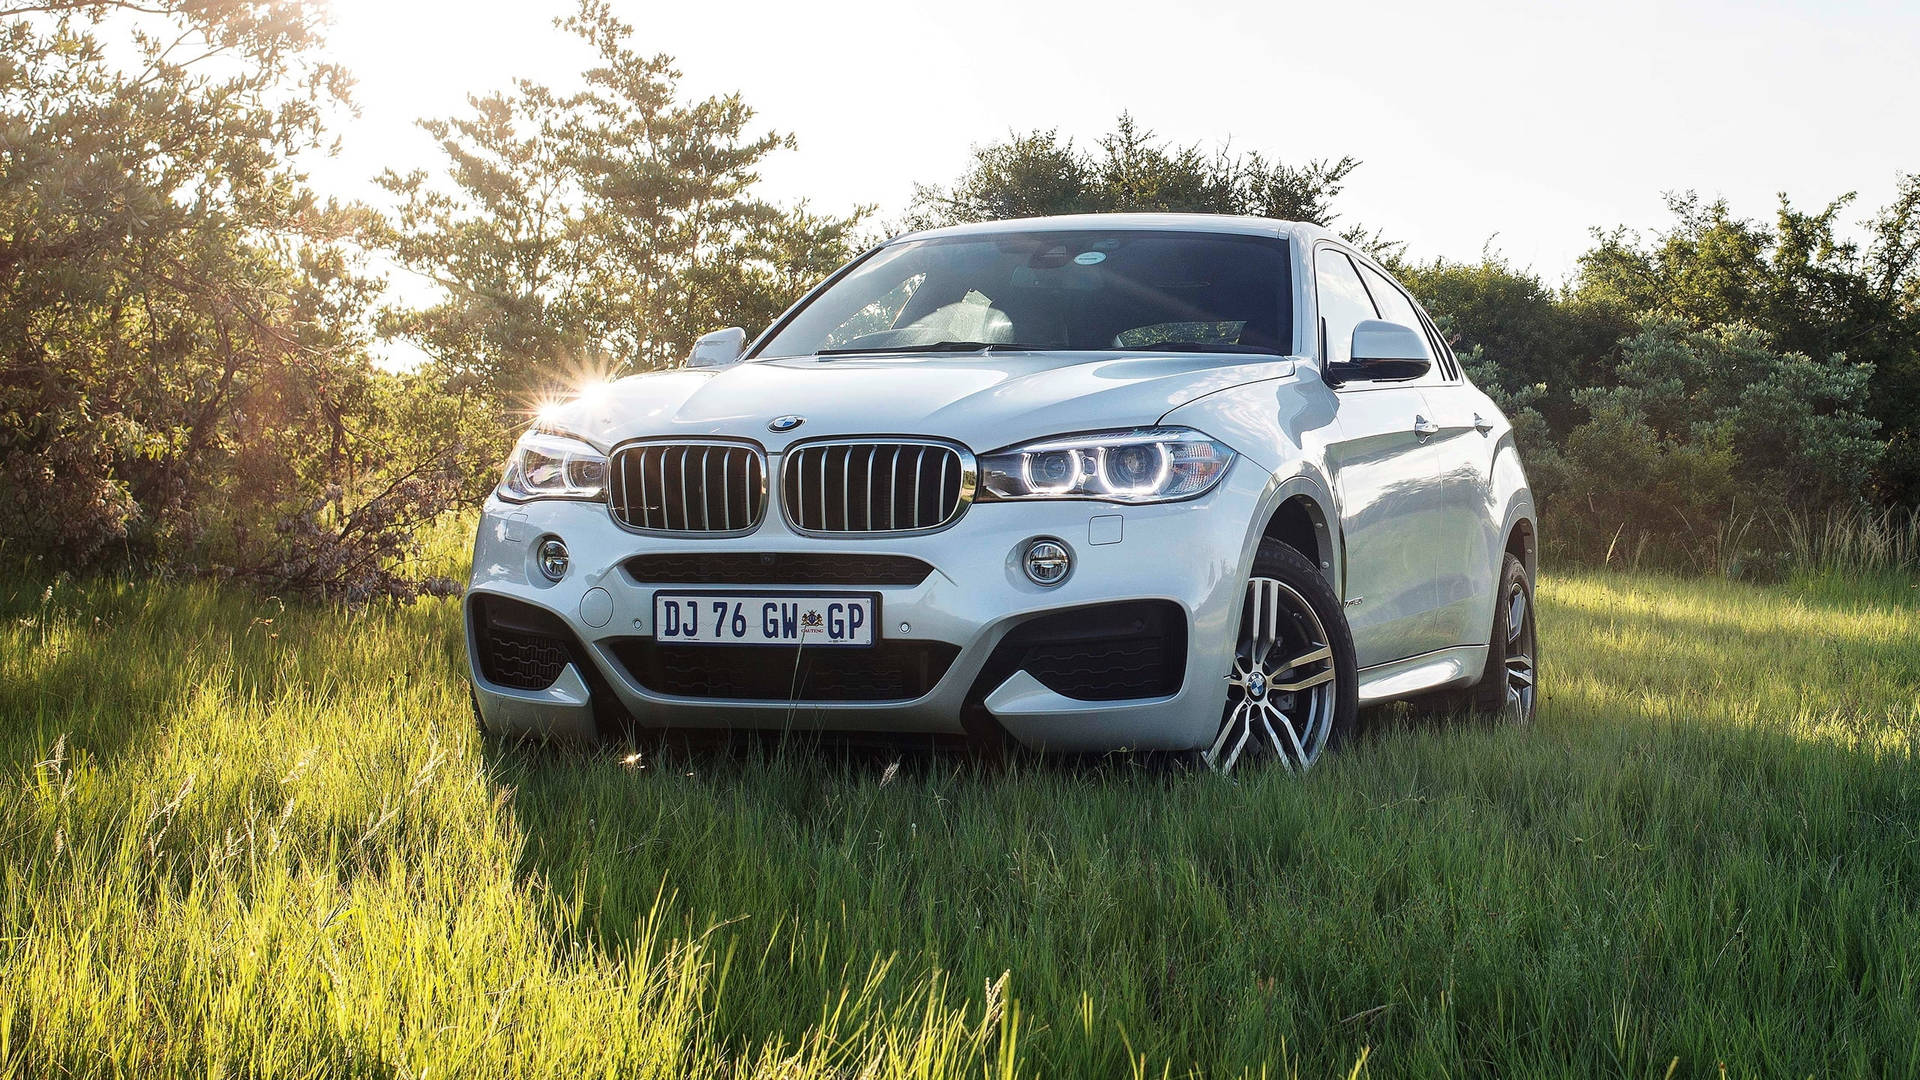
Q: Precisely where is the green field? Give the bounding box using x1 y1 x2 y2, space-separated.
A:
2 558 1917 1078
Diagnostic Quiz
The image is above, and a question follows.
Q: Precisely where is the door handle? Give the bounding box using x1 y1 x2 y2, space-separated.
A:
1472 412 1493 434
1413 415 1440 439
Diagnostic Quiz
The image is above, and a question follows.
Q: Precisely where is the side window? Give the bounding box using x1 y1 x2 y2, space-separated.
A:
1416 308 1460 381
1356 264 1436 375
1314 249 1377 365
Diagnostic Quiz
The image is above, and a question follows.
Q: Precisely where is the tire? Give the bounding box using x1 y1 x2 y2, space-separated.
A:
1467 553 1538 722
1203 539 1360 773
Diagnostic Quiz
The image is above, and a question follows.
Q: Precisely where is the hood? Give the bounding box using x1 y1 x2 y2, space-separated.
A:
544 352 1300 453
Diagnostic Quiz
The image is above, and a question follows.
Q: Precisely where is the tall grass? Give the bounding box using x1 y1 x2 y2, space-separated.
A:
2 560 1917 1076
1777 505 1920 576
1579 505 1920 582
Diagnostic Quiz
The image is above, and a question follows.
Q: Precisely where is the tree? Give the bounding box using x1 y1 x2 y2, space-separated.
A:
904 113 1379 251
0 0 468 597
1574 186 1920 502
1395 255 1628 431
380 1 867 401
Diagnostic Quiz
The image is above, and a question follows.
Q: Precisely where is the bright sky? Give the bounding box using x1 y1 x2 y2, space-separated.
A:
312 0 1917 290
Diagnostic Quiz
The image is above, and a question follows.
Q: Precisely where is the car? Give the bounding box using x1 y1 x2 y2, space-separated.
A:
465 213 1538 772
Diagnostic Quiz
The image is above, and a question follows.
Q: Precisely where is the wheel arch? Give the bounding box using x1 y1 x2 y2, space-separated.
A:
1249 472 1342 596
1504 514 1537 582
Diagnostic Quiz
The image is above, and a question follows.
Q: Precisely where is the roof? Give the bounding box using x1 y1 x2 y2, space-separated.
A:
890 212 1330 245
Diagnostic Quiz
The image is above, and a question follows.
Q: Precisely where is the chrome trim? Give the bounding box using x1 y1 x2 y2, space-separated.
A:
778 437 977 537
606 437 769 537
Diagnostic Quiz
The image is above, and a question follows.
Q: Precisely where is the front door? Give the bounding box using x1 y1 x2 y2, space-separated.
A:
1327 385 1461 667
1313 244 1465 667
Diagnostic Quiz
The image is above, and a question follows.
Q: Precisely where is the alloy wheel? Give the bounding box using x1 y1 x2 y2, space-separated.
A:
1206 576 1339 774
1503 580 1536 720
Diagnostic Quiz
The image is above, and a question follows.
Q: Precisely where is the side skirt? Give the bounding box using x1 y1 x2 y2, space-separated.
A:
1356 645 1488 706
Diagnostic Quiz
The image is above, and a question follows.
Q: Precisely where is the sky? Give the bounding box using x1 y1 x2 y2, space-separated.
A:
310 0 1918 295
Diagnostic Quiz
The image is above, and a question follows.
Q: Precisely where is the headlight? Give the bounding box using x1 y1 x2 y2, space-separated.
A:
498 430 609 502
977 427 1235 504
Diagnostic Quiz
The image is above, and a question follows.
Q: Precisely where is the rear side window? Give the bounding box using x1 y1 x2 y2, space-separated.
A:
1314 249 1377 365
1355 263 1440 376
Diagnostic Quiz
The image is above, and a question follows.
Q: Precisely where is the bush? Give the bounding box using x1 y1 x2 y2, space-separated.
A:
0 1 476 600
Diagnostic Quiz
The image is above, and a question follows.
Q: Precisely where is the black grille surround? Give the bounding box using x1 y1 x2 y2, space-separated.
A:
471 594 583 692
781 439 971 535
607 639 961 702
624 552 935 587
969 601 1188 703
609 440 767 534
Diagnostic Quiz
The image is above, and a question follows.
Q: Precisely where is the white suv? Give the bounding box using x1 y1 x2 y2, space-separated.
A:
466 214 1538 771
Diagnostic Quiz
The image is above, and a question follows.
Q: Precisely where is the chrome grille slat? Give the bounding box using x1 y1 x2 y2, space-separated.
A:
609 441 767 534
699 446 711 531
913 446 927 530
779 439 970 535
656 448 669 528
888 446 902 530
937 452 951 528
683 445 698 530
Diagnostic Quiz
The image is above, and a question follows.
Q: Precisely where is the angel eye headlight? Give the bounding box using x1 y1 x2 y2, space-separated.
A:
978 427 1235 504
498 430 609 502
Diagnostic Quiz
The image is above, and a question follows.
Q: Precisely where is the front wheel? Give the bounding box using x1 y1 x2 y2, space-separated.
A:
1204 540 1359 774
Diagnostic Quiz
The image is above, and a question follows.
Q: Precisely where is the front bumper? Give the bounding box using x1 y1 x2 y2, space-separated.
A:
465 462 1269 752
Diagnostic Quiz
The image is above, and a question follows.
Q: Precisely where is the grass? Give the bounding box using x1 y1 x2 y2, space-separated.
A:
2 553 1917 1077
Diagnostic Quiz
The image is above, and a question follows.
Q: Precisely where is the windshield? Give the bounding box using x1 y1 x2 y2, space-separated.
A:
753 230 1293 360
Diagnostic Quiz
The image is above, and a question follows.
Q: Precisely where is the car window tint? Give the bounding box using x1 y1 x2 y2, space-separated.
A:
1113 320 1246 347
1357 264 1435 365
1417 307 1459 380
756 232 1293 358
1356 262 1445 381
822 270 926 349
1314 249 1377 365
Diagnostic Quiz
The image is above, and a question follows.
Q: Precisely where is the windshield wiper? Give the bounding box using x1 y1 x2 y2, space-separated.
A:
1115 340 1283 355
816 341 1053 356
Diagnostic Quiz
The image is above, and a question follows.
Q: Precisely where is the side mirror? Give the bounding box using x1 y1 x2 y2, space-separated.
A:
685 327 747 369
1326 320 1431 385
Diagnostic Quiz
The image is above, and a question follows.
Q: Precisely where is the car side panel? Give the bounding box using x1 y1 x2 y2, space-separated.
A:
1408 381 1501 651
1325 385 1467 667
1159 370 1345 587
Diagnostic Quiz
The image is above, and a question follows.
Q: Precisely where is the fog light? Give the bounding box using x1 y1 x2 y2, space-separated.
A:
537 537 569 581
1023 538 1072 586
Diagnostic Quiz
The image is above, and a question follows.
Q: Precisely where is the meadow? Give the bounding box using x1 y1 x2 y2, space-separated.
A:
2 552 1917 1077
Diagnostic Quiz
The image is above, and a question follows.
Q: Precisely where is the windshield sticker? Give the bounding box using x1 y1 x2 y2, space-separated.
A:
1073 251 1107 265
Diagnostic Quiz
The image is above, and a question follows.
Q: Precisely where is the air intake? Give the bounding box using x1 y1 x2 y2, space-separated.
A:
781 440 971 534
609 441 766 534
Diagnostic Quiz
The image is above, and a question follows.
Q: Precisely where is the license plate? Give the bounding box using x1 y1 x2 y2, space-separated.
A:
652 592 877 647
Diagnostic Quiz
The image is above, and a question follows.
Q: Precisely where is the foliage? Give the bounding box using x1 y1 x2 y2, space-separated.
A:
905 113 1387 252
1409 186 1919 573
0 0 478 599
5 562 1919 1075
1574 184 1920 504
379 1 868 401
1393 256 1627 429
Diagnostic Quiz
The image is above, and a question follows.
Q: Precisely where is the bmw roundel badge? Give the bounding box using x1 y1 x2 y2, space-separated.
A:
768 415 805 432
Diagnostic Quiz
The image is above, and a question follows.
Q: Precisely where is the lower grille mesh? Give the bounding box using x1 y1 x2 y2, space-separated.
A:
472 595 580 692
608 639 960 702
483 628 571 690
970 601 1187 703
